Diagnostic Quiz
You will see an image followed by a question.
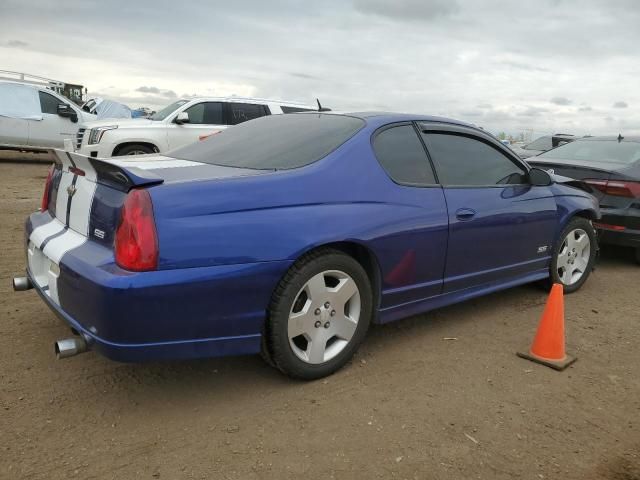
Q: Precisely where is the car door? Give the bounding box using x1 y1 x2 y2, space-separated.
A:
0 116 29 146
419 124 558 293
30 90 77 147
167 101 225 149
371 123 449 307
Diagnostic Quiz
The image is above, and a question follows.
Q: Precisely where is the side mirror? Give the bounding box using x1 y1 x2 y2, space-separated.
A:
528 167 553 186
174 112 189 124
57 104 78 123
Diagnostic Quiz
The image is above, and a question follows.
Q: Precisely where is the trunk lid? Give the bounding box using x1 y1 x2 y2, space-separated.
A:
46 150 267 247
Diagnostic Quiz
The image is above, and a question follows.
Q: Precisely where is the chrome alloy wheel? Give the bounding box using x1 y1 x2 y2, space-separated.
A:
557 228 591 286
288 270 361 364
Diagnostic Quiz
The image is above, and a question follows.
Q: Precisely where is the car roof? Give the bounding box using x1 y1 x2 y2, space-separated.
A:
576 135 640 143
343 111 476 128
179 96 315 108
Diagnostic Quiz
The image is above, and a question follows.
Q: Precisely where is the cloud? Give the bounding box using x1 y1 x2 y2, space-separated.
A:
550 97 572 106
289 72 321 81
578 106 592 112
520 106 549 117
1 0 640 135
613 101 628 108
353 0 459 22
136 86 177 98
6 40 28 48
136 86 161 94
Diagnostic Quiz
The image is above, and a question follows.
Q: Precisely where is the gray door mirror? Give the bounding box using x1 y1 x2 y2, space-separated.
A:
528 167 553 186
57 104 78 123
174 111 190 124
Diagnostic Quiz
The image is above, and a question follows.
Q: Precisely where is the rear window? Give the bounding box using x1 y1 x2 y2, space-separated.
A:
168 113 365 170
538 140 640 164
525 136 552 151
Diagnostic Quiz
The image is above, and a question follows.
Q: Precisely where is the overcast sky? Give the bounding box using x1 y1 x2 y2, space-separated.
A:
1 0 639 136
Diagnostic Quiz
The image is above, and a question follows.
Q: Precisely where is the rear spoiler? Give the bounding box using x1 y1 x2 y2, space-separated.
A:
50 149 164 192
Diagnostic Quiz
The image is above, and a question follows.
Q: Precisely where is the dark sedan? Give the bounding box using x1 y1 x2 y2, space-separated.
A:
529 136 640 263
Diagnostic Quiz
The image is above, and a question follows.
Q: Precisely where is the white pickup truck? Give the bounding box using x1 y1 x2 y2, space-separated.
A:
0 81 96 149
76 96 317 157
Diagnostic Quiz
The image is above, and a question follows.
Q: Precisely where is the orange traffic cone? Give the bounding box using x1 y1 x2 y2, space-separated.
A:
517 283 577 371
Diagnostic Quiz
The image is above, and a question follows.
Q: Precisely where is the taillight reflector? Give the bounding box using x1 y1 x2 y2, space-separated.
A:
115 189 158 271
585 179 640 198
593 222 626 231
40 165 54 212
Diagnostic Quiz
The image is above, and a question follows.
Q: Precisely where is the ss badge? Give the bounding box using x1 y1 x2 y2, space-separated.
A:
537 245 548 253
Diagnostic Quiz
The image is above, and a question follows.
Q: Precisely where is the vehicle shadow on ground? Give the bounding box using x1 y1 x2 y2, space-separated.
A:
60 244 637 406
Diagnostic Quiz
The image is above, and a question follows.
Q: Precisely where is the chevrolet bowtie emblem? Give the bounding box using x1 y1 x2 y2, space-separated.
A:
67 185 77 197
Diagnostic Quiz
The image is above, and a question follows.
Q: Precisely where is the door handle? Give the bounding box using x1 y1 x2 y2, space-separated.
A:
455 208 477 221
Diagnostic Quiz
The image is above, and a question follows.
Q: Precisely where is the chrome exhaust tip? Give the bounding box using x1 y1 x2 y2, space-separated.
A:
12 276 33 292
55 336 88 359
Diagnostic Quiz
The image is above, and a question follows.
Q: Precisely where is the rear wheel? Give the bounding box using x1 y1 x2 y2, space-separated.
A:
114 144 154 156
265 248 372 380
548 217 597 293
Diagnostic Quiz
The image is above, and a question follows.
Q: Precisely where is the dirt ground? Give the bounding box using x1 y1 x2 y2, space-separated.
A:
1 161 639 480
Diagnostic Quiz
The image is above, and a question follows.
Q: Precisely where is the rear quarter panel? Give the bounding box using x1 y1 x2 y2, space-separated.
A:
149 134 450 307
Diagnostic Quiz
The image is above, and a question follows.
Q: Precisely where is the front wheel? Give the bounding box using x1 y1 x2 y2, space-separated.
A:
265 248 373 380
548 217 597 293
114 144 154 156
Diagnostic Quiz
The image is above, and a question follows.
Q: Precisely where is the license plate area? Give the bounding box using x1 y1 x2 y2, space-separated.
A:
28 241 61 305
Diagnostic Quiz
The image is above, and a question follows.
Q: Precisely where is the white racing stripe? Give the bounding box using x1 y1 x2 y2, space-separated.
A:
27 150 98 305
54 173 73 224
30 219 66 248
51 150 97 235
42 228 87 265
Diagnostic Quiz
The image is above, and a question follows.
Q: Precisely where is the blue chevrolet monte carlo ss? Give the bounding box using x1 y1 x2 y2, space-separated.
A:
14 112 600 379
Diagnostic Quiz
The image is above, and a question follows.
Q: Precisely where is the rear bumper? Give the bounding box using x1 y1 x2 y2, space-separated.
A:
28 267 263 362
25 211 291 362
595 226 640 249
595 209 640 250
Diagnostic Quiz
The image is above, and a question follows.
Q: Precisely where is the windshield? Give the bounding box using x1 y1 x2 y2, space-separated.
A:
168 113 365 170
149 100 189 121
524 136 552 151
538 139 640 164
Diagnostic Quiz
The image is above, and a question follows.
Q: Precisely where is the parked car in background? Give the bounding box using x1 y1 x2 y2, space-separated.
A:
75 96 317 157
528 136 640 264
15 112 599 379
0 81 96 149
512 134 577 159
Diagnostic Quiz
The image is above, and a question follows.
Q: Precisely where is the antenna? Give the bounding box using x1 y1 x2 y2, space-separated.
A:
316 98 331 112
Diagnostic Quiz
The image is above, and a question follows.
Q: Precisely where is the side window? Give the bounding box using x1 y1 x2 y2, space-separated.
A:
421 132 527 186
183 102 223 125
227 103 268 125
39 91 61 114
373 125 437 186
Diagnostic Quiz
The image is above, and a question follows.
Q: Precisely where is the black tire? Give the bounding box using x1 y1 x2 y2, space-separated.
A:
547 217 597 293
635 248 640 265
114 144 154 156
264 248 373 380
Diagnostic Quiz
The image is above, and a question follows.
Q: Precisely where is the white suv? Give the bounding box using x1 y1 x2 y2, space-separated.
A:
0 81 95 149
76 97 316 157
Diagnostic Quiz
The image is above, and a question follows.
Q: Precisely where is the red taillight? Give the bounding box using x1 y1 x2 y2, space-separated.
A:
585 178 640 198
115 189 158 271
40 165 55 212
